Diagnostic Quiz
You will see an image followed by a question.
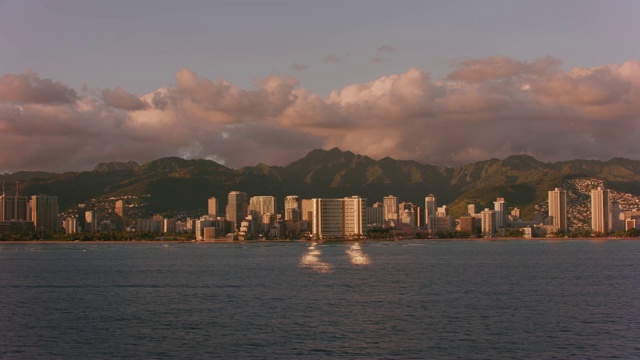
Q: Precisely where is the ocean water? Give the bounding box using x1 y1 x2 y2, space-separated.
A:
1 239 639 359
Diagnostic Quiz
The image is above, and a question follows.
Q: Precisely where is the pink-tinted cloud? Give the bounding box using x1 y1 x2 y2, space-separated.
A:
447 56 561 83
1 56 640 173
102 86 148 111
0 70 77 104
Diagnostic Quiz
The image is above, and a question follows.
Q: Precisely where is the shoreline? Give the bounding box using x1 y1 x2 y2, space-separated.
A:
1 237 639 244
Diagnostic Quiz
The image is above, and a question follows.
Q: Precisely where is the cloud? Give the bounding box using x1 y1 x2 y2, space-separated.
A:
102 86 148 111
377 44 395 54
2 56 640 173
0 70 77 104
290 62 309 72
447 56 561 83
372 44 396 63
322 53 342 64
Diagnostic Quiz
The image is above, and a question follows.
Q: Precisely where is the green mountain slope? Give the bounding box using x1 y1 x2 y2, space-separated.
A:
3 149 640 220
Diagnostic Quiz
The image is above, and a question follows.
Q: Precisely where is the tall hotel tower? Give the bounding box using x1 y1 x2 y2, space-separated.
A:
311 196 365 240
0 183 29 221
424 194 437 230
248 196 277 219
208 196 218 217
591 187 611 233
31 195 59 232
284 195 300 221
383 195 398 224
115 200 126 231
481 208 496 235
548 188 568 232
226 191 248 231
493 197 507 229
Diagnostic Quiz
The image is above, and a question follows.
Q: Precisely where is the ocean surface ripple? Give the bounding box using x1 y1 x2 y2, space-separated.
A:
1 240 639 359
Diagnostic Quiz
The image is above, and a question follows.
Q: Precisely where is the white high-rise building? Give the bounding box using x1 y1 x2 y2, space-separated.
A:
383 195 398 224
425 194 437 229
548 188 568 232
436 205 448 218
398 202 416 227
311 196 365 240
249 196 277 219
493 197 507 229
481 208 496 235
301 199 314 225
284 195 300 221
344 196 365 238
115 200 126 231
591 187 611 233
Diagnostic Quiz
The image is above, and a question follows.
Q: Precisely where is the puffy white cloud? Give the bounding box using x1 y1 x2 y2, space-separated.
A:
2 56 640 173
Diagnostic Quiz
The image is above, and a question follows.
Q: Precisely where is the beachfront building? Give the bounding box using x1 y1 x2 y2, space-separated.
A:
311 196 366 240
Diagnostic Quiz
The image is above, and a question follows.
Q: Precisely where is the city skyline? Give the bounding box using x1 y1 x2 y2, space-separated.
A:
4 179 640 239
1 1 640 173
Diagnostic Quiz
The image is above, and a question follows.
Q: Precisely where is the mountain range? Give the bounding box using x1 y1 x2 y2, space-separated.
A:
3 148 640 219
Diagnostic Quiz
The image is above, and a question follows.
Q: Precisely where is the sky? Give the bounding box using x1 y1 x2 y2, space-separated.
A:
1 0 639 173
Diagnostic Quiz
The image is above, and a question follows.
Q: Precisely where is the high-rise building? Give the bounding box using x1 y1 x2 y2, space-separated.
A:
77 204 87 232
249 196 276 219
458 216 476 233
425 194 437 229
311 196 365 240
436 205 448 218
85 210 97 232
30 195 59 232
414 206 423 227
226 191 248 231
611 201 625 232
115 200 126 231
398 202 416 227
0 183 29 221
510 207 521 220
493 197 507 229
301 199 314 224
591 187 611 233
383 195 399 224
63 217 77 234
481 208 496 235
366 202 384 226
208 196 218 217
467 204 477 216
548 188 568 232
284 195 300 221
344 196 365 237
163 218 176 233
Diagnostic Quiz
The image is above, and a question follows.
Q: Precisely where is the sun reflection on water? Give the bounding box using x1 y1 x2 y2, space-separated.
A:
298 242 333 273
346 242 371 266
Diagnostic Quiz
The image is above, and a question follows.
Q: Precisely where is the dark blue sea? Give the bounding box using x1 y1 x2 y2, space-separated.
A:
1 240 639 359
